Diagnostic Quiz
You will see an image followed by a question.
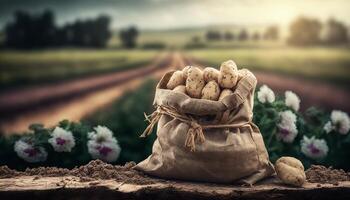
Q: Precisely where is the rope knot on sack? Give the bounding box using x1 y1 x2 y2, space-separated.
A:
140 105 249 152
140 105 206 152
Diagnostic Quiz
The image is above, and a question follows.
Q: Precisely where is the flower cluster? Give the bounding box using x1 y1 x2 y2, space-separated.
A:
301 136 329 159
87 126 121 163
256 84 349 163
14 125 120 163
14 139 48 163
276 110 298 143
323 110 350 134
48 127 75 152
285 91 300 111
257 85 275 103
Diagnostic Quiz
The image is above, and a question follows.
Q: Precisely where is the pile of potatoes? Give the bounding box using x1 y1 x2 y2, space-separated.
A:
166 60 239 101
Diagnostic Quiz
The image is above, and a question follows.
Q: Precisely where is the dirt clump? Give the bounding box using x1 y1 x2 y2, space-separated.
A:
305 165 350 185
0 160 158 185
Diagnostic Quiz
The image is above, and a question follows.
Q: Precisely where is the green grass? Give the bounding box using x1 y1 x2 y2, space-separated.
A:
0 49 159 89
186 47 350 87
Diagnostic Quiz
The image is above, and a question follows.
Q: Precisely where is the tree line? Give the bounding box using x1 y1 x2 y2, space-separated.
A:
5 10 112 48
205 26 278 42
4 10 139 49
288 16 348 46
204 17 349 46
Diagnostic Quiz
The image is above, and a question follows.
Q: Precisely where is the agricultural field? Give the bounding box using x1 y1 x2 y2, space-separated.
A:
186 47 350 88
110 24 284 49
0 49 159 89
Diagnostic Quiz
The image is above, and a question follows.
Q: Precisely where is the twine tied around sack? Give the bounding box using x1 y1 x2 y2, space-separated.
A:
140 105 248 152
140 105 205 152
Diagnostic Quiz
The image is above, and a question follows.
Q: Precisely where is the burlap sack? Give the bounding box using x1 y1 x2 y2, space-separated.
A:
135 69 275 185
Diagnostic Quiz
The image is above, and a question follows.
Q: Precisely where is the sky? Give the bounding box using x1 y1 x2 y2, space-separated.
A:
0 0 349 30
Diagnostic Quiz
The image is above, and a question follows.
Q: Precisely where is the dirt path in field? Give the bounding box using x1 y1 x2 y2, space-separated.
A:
187 56 350 113
0 52 188 134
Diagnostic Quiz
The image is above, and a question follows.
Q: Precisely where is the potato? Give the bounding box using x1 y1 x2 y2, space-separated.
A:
203 67 220 82
275 157 306 187
182 66 193 79
173 85 186 94
201 81 220 101
218 60 238 88
218 89 233 101
185 67 205 98
166 71 185 89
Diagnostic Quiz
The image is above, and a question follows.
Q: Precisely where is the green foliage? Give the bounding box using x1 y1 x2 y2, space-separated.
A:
0 49 158 89
253 91 350 170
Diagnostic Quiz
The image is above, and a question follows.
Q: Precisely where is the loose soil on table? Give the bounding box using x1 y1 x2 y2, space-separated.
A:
0 160 159 185
305 165 350 185
1 161 350 186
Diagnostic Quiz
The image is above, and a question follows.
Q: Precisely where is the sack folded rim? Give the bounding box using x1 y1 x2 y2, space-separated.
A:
154 70 241 115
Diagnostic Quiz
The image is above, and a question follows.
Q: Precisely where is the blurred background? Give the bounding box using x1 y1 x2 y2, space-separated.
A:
0 0 349 169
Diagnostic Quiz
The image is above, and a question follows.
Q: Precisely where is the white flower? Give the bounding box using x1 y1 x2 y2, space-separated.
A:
323 121 333 133
14 140 47 163
330 110 350 134
48 127 75 152
277 123 298 143
285 91 300 111
276 110 298 143
88 126 115 143
279 110 297 125
301 136 329 159
257 85 275 103
88 140 121 163
87 126 121 163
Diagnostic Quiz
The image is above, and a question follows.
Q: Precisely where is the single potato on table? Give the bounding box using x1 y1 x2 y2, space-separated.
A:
275 156 306 187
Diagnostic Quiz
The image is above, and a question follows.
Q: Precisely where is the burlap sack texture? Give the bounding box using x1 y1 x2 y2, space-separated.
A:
135 68 275 185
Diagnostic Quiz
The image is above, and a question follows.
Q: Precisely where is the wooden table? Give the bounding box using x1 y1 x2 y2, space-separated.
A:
1 176 350 200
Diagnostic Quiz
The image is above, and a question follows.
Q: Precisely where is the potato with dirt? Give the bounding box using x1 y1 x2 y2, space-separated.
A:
182 66 192 79
173 85 186 94
218 60 238 89
203 67 220 83
275 156 306 187
185 67 205 98
166 71 185 90
201 81 221 101
218 89 233 101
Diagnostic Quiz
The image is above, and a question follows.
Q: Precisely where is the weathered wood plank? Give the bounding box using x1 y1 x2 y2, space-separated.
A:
1 176 350 200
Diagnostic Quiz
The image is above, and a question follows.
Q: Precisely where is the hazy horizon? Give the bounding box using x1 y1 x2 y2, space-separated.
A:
0 0 350 30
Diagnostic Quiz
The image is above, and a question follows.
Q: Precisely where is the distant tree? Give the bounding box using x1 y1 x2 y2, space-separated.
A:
238 29 248 41
263 26 279 40
5 10 111 48
324 18 348 45
119 26 139 48
206 30 222 41
287 16 322 46
252 32 261 41
5 10 56 48
224 31 234 40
